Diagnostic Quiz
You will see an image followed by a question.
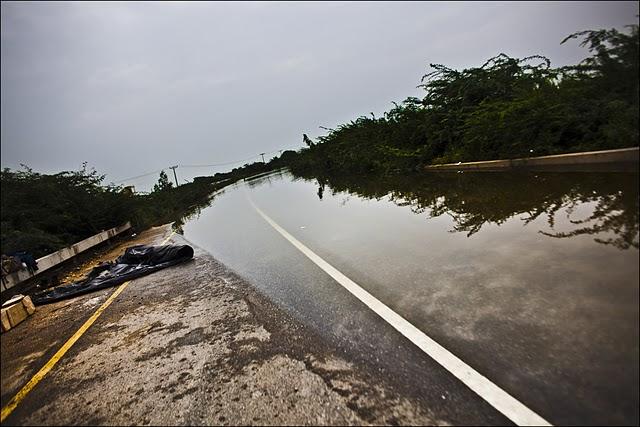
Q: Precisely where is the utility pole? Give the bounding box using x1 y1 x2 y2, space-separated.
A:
259 153 266 163
169 165 179 187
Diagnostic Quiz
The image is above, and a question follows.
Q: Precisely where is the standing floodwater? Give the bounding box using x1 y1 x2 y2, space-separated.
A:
182 169 639 425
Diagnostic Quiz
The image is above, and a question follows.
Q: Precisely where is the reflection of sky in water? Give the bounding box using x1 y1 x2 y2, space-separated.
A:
181 169 638 425
184 170 638 344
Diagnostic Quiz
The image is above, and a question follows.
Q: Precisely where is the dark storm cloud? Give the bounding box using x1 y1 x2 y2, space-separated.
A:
1 1 638 188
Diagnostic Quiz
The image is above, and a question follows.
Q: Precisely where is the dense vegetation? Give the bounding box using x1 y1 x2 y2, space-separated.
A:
1 165 207 257
289 24 639 174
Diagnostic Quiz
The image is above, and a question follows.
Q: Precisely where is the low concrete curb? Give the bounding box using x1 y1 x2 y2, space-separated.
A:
425 147 639 171
1 222 132 293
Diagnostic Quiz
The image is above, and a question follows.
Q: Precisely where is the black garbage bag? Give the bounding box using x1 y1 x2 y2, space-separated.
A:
31 244 194 305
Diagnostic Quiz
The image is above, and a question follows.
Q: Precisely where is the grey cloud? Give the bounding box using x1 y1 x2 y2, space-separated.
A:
1 1 638 190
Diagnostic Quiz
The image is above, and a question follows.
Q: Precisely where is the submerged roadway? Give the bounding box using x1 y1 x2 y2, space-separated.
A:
2 169 638 425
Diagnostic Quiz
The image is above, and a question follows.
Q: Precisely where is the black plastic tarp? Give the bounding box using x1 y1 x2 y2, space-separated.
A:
31 244 194 305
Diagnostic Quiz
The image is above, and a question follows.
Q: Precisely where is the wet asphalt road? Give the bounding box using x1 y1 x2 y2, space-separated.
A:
181 170 639 426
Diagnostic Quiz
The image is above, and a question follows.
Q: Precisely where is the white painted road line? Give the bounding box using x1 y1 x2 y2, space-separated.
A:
249 200 552 427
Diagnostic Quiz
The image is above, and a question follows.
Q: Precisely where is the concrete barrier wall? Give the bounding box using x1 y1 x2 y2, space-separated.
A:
425 147 639 171
1 222 131 292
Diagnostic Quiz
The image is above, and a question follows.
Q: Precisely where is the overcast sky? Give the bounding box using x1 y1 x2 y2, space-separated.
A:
1 1 638 189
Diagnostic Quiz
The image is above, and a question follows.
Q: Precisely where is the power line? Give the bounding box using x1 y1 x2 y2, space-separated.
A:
178 155 259 168
113 168 165 184
113 149 287 184
179 150 281 168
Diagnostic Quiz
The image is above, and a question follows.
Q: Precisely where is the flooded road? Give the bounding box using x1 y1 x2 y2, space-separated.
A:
181 169 639 426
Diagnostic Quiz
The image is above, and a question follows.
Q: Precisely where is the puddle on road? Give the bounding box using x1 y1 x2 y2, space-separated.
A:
180 167 639 425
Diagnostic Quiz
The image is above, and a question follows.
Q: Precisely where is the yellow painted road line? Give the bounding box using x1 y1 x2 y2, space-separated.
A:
0 281 131 422
0 230 175 422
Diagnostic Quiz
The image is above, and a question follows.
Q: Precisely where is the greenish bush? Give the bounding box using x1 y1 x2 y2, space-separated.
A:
1 165 223 257
289 23 638 174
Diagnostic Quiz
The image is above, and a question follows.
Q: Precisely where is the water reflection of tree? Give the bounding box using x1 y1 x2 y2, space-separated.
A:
172 188 227 235
291 170 639 250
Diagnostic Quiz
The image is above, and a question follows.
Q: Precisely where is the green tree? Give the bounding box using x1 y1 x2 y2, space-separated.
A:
153 170 173 193
287 21 638 173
